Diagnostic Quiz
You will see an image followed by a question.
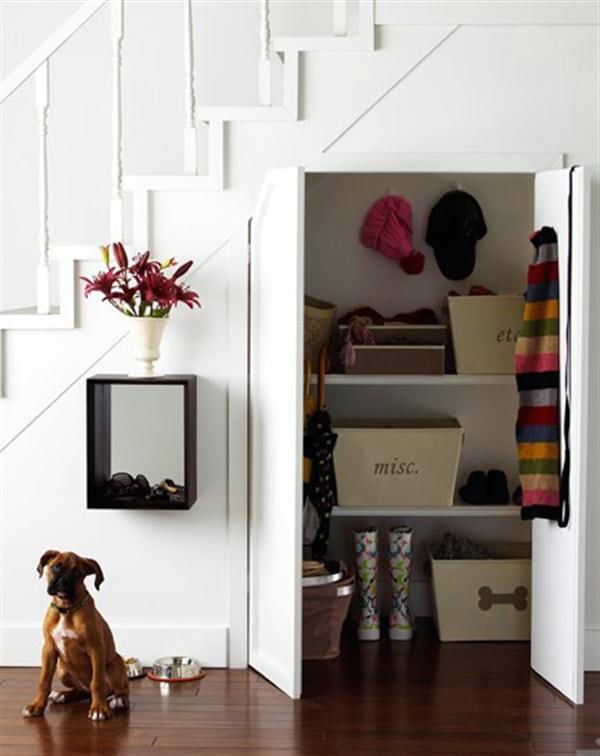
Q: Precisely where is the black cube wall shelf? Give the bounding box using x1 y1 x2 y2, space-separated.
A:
86 375 197 510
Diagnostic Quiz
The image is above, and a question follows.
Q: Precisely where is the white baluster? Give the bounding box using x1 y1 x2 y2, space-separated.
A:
183 0 196 174
110 0 123 240
35 60 50 315
258 0 271 106
333 0 347 36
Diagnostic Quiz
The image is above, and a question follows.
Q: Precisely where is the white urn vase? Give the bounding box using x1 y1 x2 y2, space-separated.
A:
128 317 168 377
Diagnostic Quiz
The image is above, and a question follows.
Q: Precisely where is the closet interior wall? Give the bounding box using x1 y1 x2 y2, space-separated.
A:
304 172 534 616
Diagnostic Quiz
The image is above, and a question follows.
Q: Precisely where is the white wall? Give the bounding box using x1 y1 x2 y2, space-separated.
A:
1 2 598 669
0 245 234 666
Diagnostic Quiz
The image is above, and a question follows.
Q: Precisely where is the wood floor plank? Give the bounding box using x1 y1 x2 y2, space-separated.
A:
1 628 598 756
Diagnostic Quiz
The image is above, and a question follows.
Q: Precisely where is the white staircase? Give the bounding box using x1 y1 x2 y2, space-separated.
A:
0 0 374 357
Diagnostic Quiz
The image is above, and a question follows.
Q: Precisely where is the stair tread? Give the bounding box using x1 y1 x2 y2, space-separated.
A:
273 35 370 52
122 174 222 191
1 305 61 316
0 306 75 330
196 105 295 122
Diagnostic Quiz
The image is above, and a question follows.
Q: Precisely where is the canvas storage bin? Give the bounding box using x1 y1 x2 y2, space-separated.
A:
333 418 464 508
304 296 337 367
447 295 525 374
339 324 446 375
302 573 354 660
428 542 531 641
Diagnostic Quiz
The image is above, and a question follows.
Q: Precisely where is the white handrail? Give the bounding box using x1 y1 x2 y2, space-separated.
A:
35 62 50 314
0 0 107 104
1 0 109 315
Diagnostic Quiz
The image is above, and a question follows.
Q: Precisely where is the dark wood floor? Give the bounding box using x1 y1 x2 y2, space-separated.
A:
1 628 599 755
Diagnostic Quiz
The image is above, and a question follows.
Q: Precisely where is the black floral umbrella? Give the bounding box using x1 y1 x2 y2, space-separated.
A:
305 347 338 560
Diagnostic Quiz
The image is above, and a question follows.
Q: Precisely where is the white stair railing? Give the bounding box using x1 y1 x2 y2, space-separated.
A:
35 61 51 315
183 0 197 174
258 0 272 106
0 0 107 104
110 0 124 240
1 0 373 324
0 0 109 320
333 0 348 36
0 0 375 395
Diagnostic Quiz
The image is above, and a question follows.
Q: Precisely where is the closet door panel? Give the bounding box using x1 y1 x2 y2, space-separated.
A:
531 167 590 704
248 167 304 699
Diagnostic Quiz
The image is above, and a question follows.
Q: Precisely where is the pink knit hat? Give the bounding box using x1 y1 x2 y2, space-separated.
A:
360 195 425 275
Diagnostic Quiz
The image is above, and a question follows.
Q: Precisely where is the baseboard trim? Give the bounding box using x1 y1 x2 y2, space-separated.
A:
585 627 600 671
1 625 229 668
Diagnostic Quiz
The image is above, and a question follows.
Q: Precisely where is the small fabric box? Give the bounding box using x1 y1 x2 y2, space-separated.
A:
333 418 463 508
339 324 446 375
447 295 524 374
428 541 531 641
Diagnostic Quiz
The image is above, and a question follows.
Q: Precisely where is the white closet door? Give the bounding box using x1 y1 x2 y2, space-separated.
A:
531 167 590 704
248 167 305 699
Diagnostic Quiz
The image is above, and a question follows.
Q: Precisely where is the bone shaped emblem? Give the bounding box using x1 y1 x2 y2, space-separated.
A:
478 585 528 612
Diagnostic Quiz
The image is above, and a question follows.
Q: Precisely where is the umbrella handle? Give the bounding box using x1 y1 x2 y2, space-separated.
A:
318 346 328 409
304 357 312 398
304 358 316 429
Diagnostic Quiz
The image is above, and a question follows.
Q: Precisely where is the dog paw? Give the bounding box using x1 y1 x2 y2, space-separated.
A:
88 703 112 721
108 695 129 711
22 703 46 718
48 691 66 704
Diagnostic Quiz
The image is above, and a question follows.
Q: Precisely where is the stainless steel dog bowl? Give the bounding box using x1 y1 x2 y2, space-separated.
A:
148 656 205 683
123 657 145 680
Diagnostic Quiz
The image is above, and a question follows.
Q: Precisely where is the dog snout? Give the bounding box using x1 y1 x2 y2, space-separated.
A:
47 575 74 597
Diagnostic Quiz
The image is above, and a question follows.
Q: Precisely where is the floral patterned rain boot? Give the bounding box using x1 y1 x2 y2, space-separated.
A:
353 527 380 641
389 526 414 640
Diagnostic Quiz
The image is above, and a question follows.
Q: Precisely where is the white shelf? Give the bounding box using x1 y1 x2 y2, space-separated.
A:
311 374 514 386
331 506 523 518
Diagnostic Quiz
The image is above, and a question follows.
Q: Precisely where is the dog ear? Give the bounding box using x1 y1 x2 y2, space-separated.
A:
79 558 104 590
37 550 59 577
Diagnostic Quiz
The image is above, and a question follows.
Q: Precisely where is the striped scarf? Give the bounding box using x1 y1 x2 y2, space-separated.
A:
515 226 562 522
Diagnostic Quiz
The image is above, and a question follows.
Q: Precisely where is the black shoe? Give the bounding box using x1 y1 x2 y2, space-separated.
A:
486 469 510 504
459 471 487 505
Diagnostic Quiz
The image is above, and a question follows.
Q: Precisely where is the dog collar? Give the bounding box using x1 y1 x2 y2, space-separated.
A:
51 593 90 615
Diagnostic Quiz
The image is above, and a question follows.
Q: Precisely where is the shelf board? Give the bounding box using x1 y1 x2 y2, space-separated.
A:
331 505 523 518
312 374 515 386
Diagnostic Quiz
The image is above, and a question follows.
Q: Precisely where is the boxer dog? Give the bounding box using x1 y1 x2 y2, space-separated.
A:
23 550 129 721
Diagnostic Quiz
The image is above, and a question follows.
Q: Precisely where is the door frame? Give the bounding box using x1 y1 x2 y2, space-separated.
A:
227 222 251 668
306 151 565 175
236 152 591 702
